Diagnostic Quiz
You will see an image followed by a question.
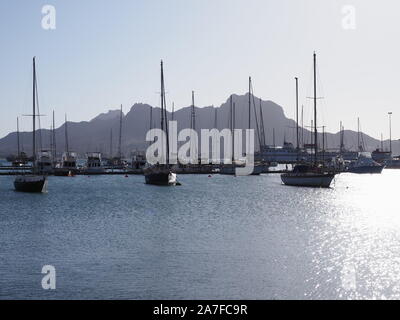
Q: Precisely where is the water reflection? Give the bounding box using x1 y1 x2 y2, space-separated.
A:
1 170 400 299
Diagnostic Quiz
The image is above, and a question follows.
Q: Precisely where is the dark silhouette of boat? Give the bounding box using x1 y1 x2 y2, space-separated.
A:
281 52 336 188
144 60 177 186
14 57 48 193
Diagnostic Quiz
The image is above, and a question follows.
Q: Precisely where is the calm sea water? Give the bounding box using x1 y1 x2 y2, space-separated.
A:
1 170 400 300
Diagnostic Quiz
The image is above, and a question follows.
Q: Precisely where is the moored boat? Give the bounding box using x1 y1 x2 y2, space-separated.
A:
14 175 47 193
14 57 48 193
281 164 335 188
144 60 178 186
281 52 337 188
144 164 177 186
84 152 105 174
347 152 385 174
54 151 78 176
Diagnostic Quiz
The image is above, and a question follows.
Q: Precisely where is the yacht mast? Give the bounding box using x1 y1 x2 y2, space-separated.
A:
17 117 20 157
295 77 299 150
32 57 36 164
118 104 123 159
64 114 69 153
160 60 169 164
230 95 234 163
109 129 113 158
313 52 318 164
52 110 56 161
259 98 266 148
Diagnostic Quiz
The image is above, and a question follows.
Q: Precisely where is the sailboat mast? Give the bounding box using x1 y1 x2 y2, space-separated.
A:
53 110 56 161
160 60 169 164
313 52 318 164
248 77 251 130
191 91 195 130
32 57 36 163
65 114 69 153
273 128 275 148
118 104 123 159
214 107 217 129
17 117 20 156
233 102 236 163
295 77 300 162
230 96 233 162
357 117 360 151
110 129 113 158
259 98 266 148
301 105 304 148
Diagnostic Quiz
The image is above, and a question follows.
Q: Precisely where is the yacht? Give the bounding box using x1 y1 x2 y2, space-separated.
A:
131 151 146 170
36 150 53 174
84 152 105 174
54 151 78 176
347 152 385 174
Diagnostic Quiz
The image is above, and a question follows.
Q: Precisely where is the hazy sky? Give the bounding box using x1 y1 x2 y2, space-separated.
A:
0 0 398 140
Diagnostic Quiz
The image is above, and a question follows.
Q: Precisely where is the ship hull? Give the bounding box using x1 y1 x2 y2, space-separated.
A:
281 173 335 188
144 166 177 186
220 164 264 175
347 165 384 174
83 168 106 175
14 176 48 193
54 168 78 176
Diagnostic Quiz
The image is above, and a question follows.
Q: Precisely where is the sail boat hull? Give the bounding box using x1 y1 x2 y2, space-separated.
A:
281 173 334 188
347 165 384 174
14 175 48 193
144 167 177 186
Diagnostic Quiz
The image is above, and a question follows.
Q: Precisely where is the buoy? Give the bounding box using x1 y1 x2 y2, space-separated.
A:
125 174 128 178
208 175 212 178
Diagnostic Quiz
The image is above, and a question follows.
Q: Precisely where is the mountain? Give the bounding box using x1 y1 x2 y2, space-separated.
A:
0 93 397 158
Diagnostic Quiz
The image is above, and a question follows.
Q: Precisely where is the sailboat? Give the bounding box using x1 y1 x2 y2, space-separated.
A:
144 60 177 186
281 53 336 188
14 57 48 193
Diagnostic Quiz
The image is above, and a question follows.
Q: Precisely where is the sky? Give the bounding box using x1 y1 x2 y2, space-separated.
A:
0 0 398 140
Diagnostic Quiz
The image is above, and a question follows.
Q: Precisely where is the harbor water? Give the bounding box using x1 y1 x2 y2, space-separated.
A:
1 170 400 299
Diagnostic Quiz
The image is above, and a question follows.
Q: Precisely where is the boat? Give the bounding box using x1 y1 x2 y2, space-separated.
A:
14 57 48 193
281 52 336 188
386 157 400 169
84 152 105 174
54 116 78 176
36 150 53 174
144 60 177 186
281 164 335 188
144 163 177 185
131 151 146 170
54 152 78 176
371 148 392 164
347 152 385 174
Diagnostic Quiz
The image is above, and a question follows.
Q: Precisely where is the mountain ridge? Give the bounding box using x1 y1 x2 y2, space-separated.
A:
0 93 398 157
